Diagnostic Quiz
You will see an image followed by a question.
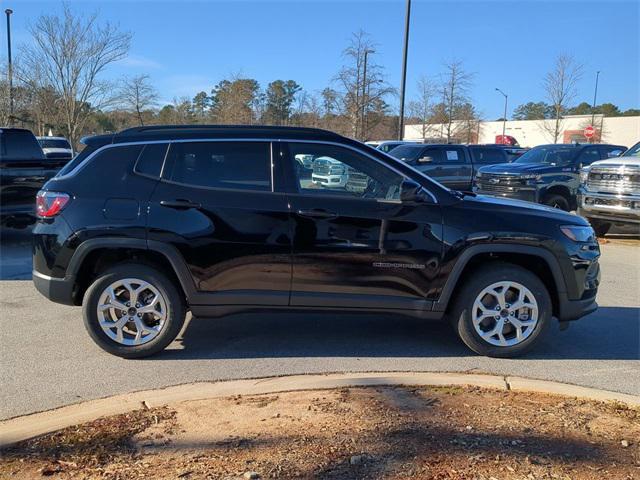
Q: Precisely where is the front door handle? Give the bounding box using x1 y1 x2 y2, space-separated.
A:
160 199 202 210
296 208 338 219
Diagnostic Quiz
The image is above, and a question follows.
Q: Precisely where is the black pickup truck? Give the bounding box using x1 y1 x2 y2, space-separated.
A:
1 128 68 228
388 144 515 190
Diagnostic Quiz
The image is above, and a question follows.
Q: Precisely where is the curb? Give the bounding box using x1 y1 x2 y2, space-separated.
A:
1 372 638 448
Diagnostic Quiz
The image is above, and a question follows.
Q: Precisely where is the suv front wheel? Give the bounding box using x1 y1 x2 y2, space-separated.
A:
82 263 186 358
450 263 551 358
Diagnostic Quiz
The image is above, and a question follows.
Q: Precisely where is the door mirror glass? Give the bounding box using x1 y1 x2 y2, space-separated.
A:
418 156 434 164
400 179 425 203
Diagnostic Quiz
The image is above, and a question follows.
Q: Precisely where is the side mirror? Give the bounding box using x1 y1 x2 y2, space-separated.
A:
418 156 434 163
400 179 426 203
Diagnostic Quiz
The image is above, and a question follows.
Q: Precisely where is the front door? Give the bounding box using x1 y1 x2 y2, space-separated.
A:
282 142 442 311
147 140 292 306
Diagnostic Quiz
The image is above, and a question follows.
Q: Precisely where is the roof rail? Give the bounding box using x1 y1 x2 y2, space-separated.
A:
116 124 340 137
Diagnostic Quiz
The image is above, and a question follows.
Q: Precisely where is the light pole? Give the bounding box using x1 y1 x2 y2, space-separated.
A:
591 71 600 136
397 0 411 140
495 88 508 141
5 9 13 124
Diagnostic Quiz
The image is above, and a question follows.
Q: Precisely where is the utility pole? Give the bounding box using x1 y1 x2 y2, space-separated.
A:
397 0 411 140
495 88 508 141
5 9 14 125
590 70 600 142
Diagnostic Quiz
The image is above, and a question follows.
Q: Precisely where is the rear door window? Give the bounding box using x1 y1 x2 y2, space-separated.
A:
471 147 506 164
134 143 169 179
164 141 271 191
0 130 44 161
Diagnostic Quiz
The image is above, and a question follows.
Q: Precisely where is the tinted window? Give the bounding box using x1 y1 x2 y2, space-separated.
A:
604 147 624 158
56 145 98 176
165 141 271 191
418 147 466 164
578 147 601 165
471 147 505 164
623 142 640 158
389 144 425 163
514 146 577 165
0 130 44 160
39 139 71 149
134 143 168 178
290 143 403 201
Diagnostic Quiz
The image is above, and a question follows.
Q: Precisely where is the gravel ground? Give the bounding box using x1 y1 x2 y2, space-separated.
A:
0 231 638 420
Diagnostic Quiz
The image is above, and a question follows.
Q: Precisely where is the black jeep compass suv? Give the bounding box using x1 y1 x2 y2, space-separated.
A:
32 126 600 358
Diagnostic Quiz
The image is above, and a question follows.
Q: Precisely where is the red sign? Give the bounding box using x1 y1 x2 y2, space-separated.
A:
584 125 595 139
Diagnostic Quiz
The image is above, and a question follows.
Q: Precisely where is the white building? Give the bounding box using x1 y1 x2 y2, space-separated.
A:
404 115 640 148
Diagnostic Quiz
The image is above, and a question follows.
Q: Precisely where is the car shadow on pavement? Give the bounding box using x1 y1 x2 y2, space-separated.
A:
155 306 639 361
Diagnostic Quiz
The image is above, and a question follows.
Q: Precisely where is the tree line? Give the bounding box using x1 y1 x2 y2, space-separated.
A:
1 5 636 148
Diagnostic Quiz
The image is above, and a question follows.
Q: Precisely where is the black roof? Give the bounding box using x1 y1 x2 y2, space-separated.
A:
82 125 345 147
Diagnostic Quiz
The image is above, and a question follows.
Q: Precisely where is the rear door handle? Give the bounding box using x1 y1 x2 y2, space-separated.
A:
160 199 202 210
296 208 338 219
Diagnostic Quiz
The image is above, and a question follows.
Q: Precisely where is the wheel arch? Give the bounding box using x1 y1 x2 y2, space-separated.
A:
434 244 567 317
68 238 197 306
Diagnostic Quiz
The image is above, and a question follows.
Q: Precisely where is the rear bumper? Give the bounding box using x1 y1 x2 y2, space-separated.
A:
32 270 76 306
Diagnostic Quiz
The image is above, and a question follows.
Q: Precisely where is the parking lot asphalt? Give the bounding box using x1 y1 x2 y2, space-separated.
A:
0 228 638 420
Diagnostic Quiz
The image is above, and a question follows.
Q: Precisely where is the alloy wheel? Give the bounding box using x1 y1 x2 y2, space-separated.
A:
471 281 539 347
96 278 167 346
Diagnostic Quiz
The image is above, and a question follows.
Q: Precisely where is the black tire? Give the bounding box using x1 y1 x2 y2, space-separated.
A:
450 263 552 358
587 218 611 237
543 193 570 211
82 263 186 359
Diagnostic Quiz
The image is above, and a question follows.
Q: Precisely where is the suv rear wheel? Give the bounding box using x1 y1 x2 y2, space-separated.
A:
82 263 186 358
450 263 551 358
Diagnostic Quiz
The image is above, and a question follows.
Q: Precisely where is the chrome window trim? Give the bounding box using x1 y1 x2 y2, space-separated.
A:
52 136 439 203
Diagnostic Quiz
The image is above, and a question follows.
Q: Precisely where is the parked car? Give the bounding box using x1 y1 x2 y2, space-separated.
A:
389 143 512 190
482 144 529 162
475 143 627 211
37 136 74 161
577 141 640 236
365 140 420 153
33 125 600 359
311 156 349 187
1 127 67 228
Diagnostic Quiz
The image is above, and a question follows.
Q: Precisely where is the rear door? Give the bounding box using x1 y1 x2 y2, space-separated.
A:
413 146 471 190
282 141 442 311
146 140 292 306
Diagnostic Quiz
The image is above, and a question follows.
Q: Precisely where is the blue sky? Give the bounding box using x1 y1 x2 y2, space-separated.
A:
3 0 639 119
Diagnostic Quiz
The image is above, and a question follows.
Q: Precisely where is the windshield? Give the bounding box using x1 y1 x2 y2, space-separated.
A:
623 142 640 157
39 138 71 149
388 144 424 163
514 146 577 165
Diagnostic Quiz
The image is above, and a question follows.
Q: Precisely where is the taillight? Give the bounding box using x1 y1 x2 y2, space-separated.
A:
36 191 70 218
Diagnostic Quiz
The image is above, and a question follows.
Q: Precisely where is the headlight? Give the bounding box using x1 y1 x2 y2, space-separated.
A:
579 167 590 184
560 225 595 242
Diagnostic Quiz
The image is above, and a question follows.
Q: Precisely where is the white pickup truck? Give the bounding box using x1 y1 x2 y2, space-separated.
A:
578 141 640 236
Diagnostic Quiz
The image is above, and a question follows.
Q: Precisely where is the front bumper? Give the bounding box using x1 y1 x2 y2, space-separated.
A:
32 270 76 306
577 191 640 224
557 256 600 322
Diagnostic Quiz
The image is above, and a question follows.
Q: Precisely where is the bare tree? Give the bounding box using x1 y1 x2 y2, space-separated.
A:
543 54 583 142
408 75 437 142
335 31 395 140
21 5 131 147
120 74 158 126
441 60 474 142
